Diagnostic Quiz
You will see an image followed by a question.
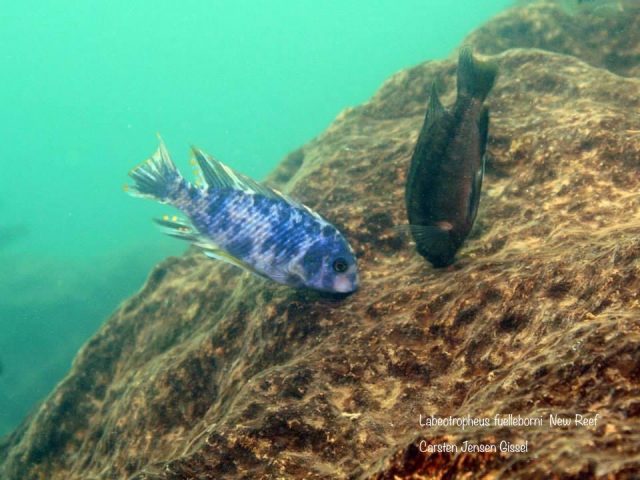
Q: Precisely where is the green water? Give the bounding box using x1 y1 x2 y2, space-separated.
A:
0 0 511 435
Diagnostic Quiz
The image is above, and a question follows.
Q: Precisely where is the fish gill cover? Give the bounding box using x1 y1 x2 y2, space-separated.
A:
1 1 640 479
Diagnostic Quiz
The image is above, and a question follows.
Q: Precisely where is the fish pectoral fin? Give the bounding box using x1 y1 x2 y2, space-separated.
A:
155 216 264 279
267 269 303 287
406 224 452 244
202 247 249 269
154 217 261 276
393 223 453 244
391 224 415 243
202 247 269 279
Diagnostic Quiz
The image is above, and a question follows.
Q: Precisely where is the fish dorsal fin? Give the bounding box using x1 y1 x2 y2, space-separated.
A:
191 146 323 221
191 146 274 196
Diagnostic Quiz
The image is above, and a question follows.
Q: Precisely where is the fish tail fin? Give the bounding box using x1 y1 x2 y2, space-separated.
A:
456 46 498 102
126 135 184 203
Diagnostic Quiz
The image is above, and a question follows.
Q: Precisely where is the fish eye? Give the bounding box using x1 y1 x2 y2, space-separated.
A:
332 257 348 273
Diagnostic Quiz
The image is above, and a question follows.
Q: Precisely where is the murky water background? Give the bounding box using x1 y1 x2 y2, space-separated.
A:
0 0 511 435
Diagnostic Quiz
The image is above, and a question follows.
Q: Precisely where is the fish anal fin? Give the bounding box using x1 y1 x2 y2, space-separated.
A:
154 216 199 242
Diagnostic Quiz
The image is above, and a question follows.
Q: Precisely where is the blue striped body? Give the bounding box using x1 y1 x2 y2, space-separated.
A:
177 184 356 291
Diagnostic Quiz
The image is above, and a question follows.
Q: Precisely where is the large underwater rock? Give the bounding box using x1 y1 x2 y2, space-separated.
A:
2 1 640 478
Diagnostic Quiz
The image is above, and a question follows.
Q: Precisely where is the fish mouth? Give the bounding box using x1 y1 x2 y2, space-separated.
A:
332 274 358 294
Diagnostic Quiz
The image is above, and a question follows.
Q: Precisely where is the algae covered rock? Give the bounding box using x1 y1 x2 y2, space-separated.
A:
2 1 640 479
467 0 640 77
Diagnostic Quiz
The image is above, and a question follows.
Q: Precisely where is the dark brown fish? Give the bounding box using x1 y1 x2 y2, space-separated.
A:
405 47 497 267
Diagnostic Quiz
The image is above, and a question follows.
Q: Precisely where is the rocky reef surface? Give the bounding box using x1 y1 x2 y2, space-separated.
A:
2 2 640 479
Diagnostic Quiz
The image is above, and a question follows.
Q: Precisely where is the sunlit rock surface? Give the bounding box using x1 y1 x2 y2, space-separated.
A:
2 2 640 478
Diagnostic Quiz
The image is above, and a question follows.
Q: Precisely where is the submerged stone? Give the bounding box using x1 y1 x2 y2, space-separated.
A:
2 1 640 478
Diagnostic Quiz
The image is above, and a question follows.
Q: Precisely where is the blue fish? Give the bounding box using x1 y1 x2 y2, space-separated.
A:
126 138 359 293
